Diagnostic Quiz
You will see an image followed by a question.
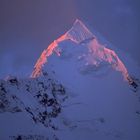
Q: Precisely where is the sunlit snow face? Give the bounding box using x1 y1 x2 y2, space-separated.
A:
50 39 112 77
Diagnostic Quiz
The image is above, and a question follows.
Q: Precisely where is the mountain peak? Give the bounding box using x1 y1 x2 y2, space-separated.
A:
31 19 136 88
73 19 81 25
65 19 94 43
73 19 85 26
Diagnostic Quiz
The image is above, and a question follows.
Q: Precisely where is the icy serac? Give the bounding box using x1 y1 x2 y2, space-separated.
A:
31 19 130 82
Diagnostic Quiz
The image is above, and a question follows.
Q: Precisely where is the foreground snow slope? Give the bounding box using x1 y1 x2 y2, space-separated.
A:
0 73 140 140
0 75 68 140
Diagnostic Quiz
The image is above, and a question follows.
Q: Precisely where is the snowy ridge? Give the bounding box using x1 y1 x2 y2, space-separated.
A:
31 19 94 78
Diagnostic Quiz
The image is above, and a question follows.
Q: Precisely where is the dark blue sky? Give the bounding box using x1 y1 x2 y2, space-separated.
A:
0 0 140 78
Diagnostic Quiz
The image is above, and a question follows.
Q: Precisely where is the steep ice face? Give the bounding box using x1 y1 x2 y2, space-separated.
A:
66 19 94 43
31 19 133 84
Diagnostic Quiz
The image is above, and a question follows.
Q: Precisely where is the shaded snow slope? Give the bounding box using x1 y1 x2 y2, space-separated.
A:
1 68 140 140
0 75 68 140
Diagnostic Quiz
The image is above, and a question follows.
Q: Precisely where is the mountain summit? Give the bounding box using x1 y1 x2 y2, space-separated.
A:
31 19 136 88
65 19 94 43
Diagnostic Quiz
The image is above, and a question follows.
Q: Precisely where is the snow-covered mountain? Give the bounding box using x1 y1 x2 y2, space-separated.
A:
31 19 138 90
0 19 140 140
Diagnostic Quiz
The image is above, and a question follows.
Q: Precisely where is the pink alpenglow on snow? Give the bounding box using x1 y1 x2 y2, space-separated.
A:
31 19 130 82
